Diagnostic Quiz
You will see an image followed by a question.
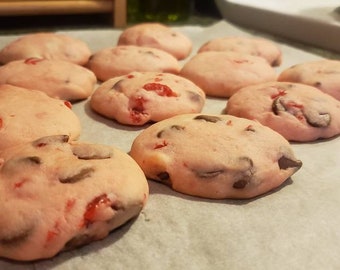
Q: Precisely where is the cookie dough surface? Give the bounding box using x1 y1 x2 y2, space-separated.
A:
198 36 282 66
225 82 340 141
117 23 192 60
0 84 81 150
0 135 149 261
87 45 180 82
0 58 97 101
180 51 277 97
130 114 302 199
0 32 91 65
278 59 340 101
90 72 206 125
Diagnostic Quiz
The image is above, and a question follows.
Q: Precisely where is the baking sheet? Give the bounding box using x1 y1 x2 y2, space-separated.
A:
1 20 340 270
215 0 340 54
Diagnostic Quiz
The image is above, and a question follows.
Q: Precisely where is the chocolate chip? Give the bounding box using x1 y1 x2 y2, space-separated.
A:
111 200 124 211
16 156 41 166
239 156 254 167
304 111 331 128
271 58 281 67
272 97 286 115
25 156 41 165
194 169 225 178
232 179 249 189
171 125 185 131
59 166 94 183
156 130 164 138
194 115 222 123
157 171 170 181
110 79 124 92
187 91 203 103
278 156 302 170
157 125 185 138
143 50 160 58
0 227 33 246
32 135 69 147
314 81 322 88
2 156 41 175
232 157 254 189
245 125 256 132
191 157 254 186
71 144 113 160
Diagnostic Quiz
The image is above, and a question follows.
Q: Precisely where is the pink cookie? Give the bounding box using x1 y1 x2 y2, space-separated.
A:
225 82 340 141
0 135 148 261
0 58 97 101
130 113 302 199
198 36 282 66
117 23 192 60
90 72 206 125
278 59 340 101
180 51 277 97
0 84 81 150
87 45 180 81
0 32 91 65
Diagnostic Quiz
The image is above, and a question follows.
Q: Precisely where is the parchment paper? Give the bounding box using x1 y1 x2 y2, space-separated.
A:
0 20 340 270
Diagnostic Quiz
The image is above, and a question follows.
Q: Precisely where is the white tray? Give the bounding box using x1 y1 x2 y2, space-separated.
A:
215 0 340 53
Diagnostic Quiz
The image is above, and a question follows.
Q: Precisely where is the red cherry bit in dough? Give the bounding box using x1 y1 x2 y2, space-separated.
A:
24 57 44 65
64 101 72 109
83 194 111 226
143 83 177 97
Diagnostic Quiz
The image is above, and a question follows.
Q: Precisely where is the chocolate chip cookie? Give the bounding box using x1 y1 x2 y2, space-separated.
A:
117 23 192 60
130 114 302 199
90 72 205 125
87 45 180 82
278 59 340 101
225 82 340 141
0 84 81 150
0 58 97 101
180 51 277 97
198 36 282 66
0 135 148 261
0 32 91 65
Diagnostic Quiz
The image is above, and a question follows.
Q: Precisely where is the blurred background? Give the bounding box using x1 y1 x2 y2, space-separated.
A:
127 0 221 23
0 0 222 34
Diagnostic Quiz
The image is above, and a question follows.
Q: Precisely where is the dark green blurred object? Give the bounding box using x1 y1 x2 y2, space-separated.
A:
128 0 192 23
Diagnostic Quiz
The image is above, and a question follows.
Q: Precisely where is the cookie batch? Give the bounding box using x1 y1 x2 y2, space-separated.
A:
0 22 339 261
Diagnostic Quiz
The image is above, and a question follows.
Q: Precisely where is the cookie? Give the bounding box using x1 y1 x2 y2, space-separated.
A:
0 58 97 101
117 23 192 60
0 84 81 150
278 59 340 101
225 82 340 141
0 32 91 65
90 72 206 125
130 114 302 199
87 45 180 82
0 135 149 261
198 36 282 66
180 51 277 97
